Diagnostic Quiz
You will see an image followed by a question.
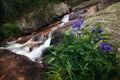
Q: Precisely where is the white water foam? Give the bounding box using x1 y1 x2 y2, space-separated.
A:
2 28 56 63
60 14 69 26
0 16 67 63
61 14 69 23
25 36 52 62
7 37 22 44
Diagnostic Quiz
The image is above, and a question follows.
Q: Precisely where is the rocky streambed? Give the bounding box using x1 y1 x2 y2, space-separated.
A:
0 1 120 80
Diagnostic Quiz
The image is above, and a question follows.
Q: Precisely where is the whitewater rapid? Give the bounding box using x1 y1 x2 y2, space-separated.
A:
0 14 70 63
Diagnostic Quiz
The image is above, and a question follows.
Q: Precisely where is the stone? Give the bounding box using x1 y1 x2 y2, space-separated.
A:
51 29 64 46
83 2 120 47
0 49 46 80
72 0 100 11
53 3 70 16
85 5 98 16
15 12 44 35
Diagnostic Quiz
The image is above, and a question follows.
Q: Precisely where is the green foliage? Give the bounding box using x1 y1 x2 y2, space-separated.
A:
1 0 89 24
45 24 120 80
0 0 4 25
0 23 21 41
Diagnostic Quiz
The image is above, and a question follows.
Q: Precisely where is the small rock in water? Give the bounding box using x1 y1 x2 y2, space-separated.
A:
33 35 44 42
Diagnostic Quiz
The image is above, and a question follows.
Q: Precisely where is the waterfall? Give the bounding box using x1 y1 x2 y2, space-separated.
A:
24 32 52 62
2 29 54 63
61 14 69 23
0 14 70 63
60 14 69 26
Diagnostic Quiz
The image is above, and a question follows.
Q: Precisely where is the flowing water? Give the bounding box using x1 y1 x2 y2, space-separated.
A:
0 6 90 62
0 3 99 63
0 14 72 63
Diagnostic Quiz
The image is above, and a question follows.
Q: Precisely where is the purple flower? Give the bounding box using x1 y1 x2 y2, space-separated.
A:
98 29 103 33
72 29 76 32
100 43 113 52
91 41 94 44
92 28 96 32
75 38 79 42
70 32 74 36
78 31 82 35
98 36 103 40
72 19 84 29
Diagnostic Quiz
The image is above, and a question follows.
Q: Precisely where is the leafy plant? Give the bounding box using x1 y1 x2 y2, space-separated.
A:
0 23 21 41
44 19 120 80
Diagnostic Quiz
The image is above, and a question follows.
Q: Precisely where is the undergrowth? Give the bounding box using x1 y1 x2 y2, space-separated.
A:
0 23 21 41
44 19 120 80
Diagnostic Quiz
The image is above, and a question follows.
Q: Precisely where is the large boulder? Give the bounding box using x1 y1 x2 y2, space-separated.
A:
53 3 69 16
0 49 47 80
82 2 120 55
15 12 47 35
15 2 69 35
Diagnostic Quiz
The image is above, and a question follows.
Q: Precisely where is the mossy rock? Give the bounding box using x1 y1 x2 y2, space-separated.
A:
72 0 100 11
82 2 120 47
0 23 21 41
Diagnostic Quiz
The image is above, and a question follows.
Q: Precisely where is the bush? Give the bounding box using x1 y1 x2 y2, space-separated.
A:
0 23 21 41
44 19 120 80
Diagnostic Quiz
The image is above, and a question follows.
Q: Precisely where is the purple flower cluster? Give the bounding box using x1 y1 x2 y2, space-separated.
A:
70 19 85 36
78 31 82 35
98 29 103 33
91 27 104 41
100 43 113 52
70 32 74 36
92 28 96 32
98 36 103 40
72 19 84 29
71 21 113 53
92 28 103 33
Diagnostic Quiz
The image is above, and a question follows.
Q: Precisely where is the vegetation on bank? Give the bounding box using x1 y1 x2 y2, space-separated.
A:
0 23 21 41
45 19 120 80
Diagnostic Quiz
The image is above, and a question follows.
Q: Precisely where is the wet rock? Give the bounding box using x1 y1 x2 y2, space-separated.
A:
42 48 51 57
51 29 64 46
0 49 46 80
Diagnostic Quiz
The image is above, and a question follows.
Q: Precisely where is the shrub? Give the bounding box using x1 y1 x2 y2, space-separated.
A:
44 19 120 80
0 23 21 41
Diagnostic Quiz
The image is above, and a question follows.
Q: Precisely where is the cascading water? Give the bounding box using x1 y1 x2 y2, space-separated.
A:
60 14 69 26
0 14 70 63
4 29 55 63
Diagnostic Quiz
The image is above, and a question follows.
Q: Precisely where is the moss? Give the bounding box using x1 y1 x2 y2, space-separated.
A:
0 23 21 41
82 2 120 47
72 0 100 10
